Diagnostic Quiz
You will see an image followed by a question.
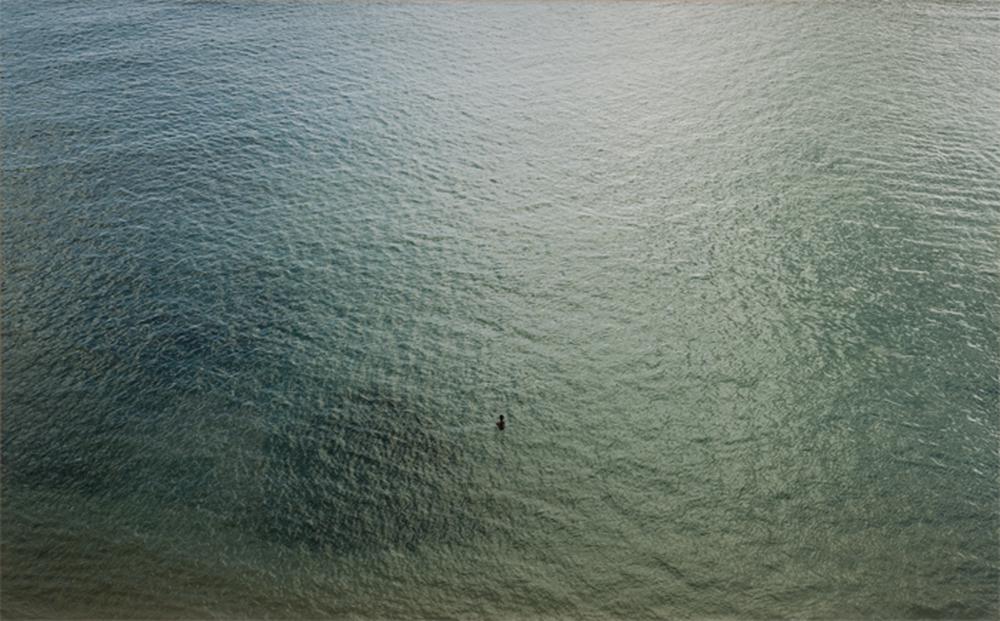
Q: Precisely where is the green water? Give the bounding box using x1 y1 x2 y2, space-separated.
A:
2 1 998 618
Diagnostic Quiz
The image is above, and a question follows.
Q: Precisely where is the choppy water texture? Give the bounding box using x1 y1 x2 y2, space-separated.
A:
3 1 999 618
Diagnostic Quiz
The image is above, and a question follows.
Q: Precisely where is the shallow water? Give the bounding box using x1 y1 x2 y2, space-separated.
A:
2 1 999 618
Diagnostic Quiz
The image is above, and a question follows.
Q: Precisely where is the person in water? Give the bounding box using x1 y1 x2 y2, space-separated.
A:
496 415 506 431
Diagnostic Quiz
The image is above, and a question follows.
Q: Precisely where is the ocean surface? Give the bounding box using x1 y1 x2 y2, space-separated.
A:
2 1 999 618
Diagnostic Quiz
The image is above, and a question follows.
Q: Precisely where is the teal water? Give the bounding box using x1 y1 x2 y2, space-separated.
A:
2 1 999 618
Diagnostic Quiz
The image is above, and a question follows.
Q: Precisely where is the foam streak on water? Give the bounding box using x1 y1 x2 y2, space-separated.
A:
2 1 999 618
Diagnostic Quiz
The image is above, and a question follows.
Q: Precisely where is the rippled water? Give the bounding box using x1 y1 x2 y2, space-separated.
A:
3 1 999 618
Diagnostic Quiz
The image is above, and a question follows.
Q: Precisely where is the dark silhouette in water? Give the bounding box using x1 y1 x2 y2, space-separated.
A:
496 415 505 431
249 385 486 553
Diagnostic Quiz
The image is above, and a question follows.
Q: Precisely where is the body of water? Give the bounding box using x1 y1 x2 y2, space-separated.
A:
2 1 999 618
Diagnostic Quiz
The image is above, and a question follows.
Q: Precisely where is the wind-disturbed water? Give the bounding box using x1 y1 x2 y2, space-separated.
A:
2 1 999 618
